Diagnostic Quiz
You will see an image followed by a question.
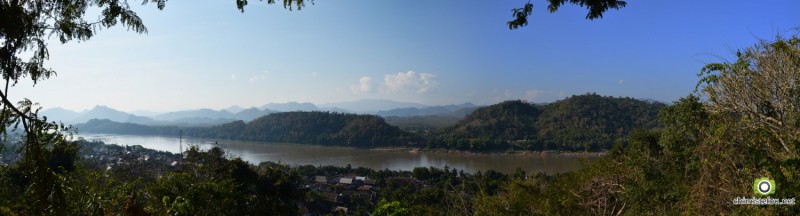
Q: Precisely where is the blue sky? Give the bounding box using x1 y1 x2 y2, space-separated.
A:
14 0 800 112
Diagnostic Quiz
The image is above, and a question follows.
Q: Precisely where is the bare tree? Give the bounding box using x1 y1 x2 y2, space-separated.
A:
697 34 800 160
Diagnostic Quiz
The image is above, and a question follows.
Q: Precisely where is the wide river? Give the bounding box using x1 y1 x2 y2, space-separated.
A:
78 134 599 174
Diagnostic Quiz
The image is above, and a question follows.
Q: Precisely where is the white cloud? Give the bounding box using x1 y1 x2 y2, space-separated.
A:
481 89 567 104
382 71 438 94
230 73 237 80
249 71 269 82
350 76 373 93
524 90 545 101
618 79 624 85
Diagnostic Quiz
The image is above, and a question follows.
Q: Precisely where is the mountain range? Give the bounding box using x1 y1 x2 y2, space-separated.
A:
40 99 479 127
73 94 668 152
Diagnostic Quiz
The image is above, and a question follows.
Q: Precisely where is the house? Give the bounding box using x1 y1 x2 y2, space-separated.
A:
314 176 327 183
339 177 353 185
334 206 348 214
320 192 338 203
355 193 374 206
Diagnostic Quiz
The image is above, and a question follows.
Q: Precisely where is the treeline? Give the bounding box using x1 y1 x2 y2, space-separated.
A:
427 93 665 151
383 115 462 131
77 95 665 152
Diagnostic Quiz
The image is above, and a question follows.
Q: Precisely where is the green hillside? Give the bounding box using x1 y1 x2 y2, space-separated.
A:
428 93 666 151
239 112 415 148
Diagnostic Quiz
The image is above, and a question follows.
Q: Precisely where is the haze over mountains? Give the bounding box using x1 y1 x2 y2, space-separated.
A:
40 99 480 127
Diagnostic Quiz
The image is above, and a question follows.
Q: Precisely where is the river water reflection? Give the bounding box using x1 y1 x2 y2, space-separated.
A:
78 134 598 174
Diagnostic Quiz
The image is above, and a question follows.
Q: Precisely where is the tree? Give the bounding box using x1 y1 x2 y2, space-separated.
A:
508 0 628 29
694 33 800 214
697 34 800 160
372 199 410 216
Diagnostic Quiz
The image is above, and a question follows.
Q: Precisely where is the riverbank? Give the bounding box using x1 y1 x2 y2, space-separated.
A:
369 146 608 157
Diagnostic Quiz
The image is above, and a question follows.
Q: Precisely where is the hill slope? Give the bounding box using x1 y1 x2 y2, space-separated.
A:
430 94 666 151
239 112 415 147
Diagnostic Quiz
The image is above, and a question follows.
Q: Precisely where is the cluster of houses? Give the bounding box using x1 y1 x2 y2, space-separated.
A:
306 174 379 214
304 173 428 215
78 142 182 173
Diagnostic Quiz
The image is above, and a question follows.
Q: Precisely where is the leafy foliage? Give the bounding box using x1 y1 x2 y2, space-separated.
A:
508 0 627 29
0 142 309 215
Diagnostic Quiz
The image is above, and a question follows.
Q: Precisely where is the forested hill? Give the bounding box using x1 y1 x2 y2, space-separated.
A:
239 112 415 147
428 94 666 151
78 112 417 148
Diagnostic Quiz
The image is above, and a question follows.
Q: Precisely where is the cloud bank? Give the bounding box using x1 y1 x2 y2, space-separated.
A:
350 71 438 95
382 71 437 94
351 76 373 93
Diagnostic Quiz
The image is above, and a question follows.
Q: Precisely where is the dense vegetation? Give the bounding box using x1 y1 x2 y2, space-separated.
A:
383 115 462 131
0 141 308 215
428 94 665 151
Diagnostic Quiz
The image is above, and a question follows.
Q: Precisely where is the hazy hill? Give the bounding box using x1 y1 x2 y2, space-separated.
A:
224 105 246 114
379 103 480 131
154 109 234 121
320 99 427 113
232 107 275 121
78 119 178 135
42 106 270 126
260 102 319 112
377 103 478 117
40 107 83 123
70 105 146 124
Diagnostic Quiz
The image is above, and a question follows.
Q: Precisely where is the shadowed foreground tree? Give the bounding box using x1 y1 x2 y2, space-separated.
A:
0 0 306 214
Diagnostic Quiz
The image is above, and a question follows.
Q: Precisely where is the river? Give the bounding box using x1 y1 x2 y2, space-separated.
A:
77 133 598 174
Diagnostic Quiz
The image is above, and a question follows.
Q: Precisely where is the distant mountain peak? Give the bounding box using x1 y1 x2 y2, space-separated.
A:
260 102 319 112
224 105 246 113
320 99 427 113
92 105 116 110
